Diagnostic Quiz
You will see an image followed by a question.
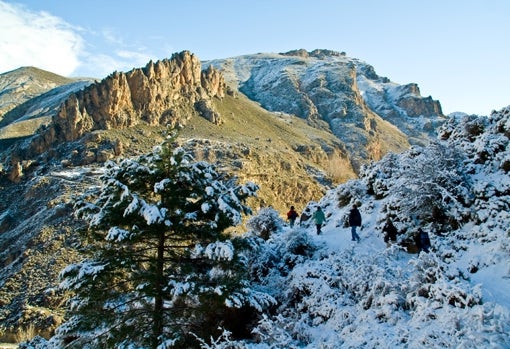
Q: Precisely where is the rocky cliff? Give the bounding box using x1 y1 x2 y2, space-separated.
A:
25 51 225 157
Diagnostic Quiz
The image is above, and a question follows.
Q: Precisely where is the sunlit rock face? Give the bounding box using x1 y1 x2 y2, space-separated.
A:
28 51 225 154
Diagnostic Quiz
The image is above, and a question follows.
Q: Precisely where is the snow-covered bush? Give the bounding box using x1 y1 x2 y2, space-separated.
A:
336 179 368 206
227 107 510 349
361 140 472 237
246 207 283 240
246 227 318 286
438 109 510 229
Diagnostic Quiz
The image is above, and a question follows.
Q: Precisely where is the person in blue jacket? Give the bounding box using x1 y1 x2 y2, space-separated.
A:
313 207 326 235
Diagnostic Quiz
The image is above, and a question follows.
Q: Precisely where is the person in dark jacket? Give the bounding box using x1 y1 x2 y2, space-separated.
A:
417 228 431 253
383 218 398 246
287 205 299 228
348 204 362 242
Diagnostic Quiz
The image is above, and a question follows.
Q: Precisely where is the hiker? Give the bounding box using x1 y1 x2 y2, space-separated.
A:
287 205 299 228
416 228 431 253
382 218 398 246
300 208 311 226
313 207 326 235
348 204 362 242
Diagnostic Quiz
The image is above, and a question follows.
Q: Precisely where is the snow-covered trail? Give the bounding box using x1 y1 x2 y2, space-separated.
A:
314 221 387 252
288 199 391 256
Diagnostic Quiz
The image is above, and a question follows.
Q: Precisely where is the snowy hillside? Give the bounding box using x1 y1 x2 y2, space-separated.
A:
217 106 510 348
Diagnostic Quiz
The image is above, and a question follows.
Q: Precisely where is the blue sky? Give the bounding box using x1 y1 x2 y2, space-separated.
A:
0 0 508 115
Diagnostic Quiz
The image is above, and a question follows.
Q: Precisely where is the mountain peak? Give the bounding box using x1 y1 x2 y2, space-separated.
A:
280 48 347 59
0 66 74 84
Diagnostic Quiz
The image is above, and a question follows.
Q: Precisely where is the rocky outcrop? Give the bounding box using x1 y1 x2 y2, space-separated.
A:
281 49 347 59
395 84 443 117
28 51 225 156
358 78 446 146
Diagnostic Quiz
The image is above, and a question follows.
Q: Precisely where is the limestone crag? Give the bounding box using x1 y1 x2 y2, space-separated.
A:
395 84 443 118
28 51 225 156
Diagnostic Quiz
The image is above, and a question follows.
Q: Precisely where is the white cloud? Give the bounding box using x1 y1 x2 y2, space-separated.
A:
0 1 160 79
0 1 84 76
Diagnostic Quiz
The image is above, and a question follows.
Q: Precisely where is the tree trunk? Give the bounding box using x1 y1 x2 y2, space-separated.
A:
152 230 165 348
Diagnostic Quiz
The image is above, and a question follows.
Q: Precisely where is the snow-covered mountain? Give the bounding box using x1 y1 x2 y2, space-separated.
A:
206 49 445 155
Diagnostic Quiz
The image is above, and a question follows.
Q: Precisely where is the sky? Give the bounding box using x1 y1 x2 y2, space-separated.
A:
0 0 508 116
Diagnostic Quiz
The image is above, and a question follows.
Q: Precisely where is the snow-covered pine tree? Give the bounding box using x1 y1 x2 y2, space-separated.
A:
52 142 262 348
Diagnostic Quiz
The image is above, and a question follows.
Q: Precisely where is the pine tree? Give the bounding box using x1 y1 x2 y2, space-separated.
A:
55 142 261 348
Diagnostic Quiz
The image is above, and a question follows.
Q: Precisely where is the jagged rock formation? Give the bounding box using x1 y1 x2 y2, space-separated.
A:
26 51 225 157
0 51 226 182
392 83 442 117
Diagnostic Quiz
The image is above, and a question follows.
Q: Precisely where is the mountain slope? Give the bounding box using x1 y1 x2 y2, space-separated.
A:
190 106 510 348
205 49 445 166
0 67 84 121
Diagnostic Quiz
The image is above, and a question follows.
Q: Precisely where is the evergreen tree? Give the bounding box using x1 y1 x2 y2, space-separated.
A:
54 142 262 348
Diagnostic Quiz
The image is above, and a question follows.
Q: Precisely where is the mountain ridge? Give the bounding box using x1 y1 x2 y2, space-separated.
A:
202 49 446 172
0 49 444 176
0 67 85 120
